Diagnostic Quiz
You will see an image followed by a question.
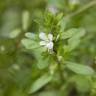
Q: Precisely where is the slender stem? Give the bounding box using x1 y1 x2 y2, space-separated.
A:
55 54 64 82
65 0 96 18
58 60 64 82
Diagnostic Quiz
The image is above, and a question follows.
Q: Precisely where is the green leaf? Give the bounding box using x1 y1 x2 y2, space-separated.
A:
62 28 78 39
72 28 86 38
34 48 49 69
68 37 80 51
62 28 85 39
21 39 49 69
21 38 39 49
58 17 69 32
25 32 36 39
66 62 95 75
64 28 85 51
56 13 63 20
29 74 52 94
63 38 81 52
37 56 49 69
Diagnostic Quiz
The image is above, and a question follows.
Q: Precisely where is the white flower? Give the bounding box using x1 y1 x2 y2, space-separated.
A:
47 5 58 15
39 32 54 52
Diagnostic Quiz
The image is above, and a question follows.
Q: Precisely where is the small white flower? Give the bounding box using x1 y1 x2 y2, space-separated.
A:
39 32 54 53
47 5 58 15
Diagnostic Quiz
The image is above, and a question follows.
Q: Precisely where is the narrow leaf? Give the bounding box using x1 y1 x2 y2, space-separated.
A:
62 28 78 39
29 74 52 94
25 32 36 39
62 28 85 39
21 38 39 49
66 62 95 75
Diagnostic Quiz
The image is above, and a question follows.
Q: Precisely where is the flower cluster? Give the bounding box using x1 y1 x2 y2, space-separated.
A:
39 32 54 53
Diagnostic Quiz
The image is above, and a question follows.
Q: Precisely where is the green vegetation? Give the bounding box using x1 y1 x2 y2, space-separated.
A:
0 0 96 96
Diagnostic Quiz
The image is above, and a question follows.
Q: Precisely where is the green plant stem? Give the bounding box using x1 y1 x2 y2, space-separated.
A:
55 54 64 83
58 60 64 83
66 0 96 18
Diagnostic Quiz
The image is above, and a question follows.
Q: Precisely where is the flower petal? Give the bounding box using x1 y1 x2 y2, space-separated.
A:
39 32 47 40
46 42 53 49
48 33 53 41
40 41 46 46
